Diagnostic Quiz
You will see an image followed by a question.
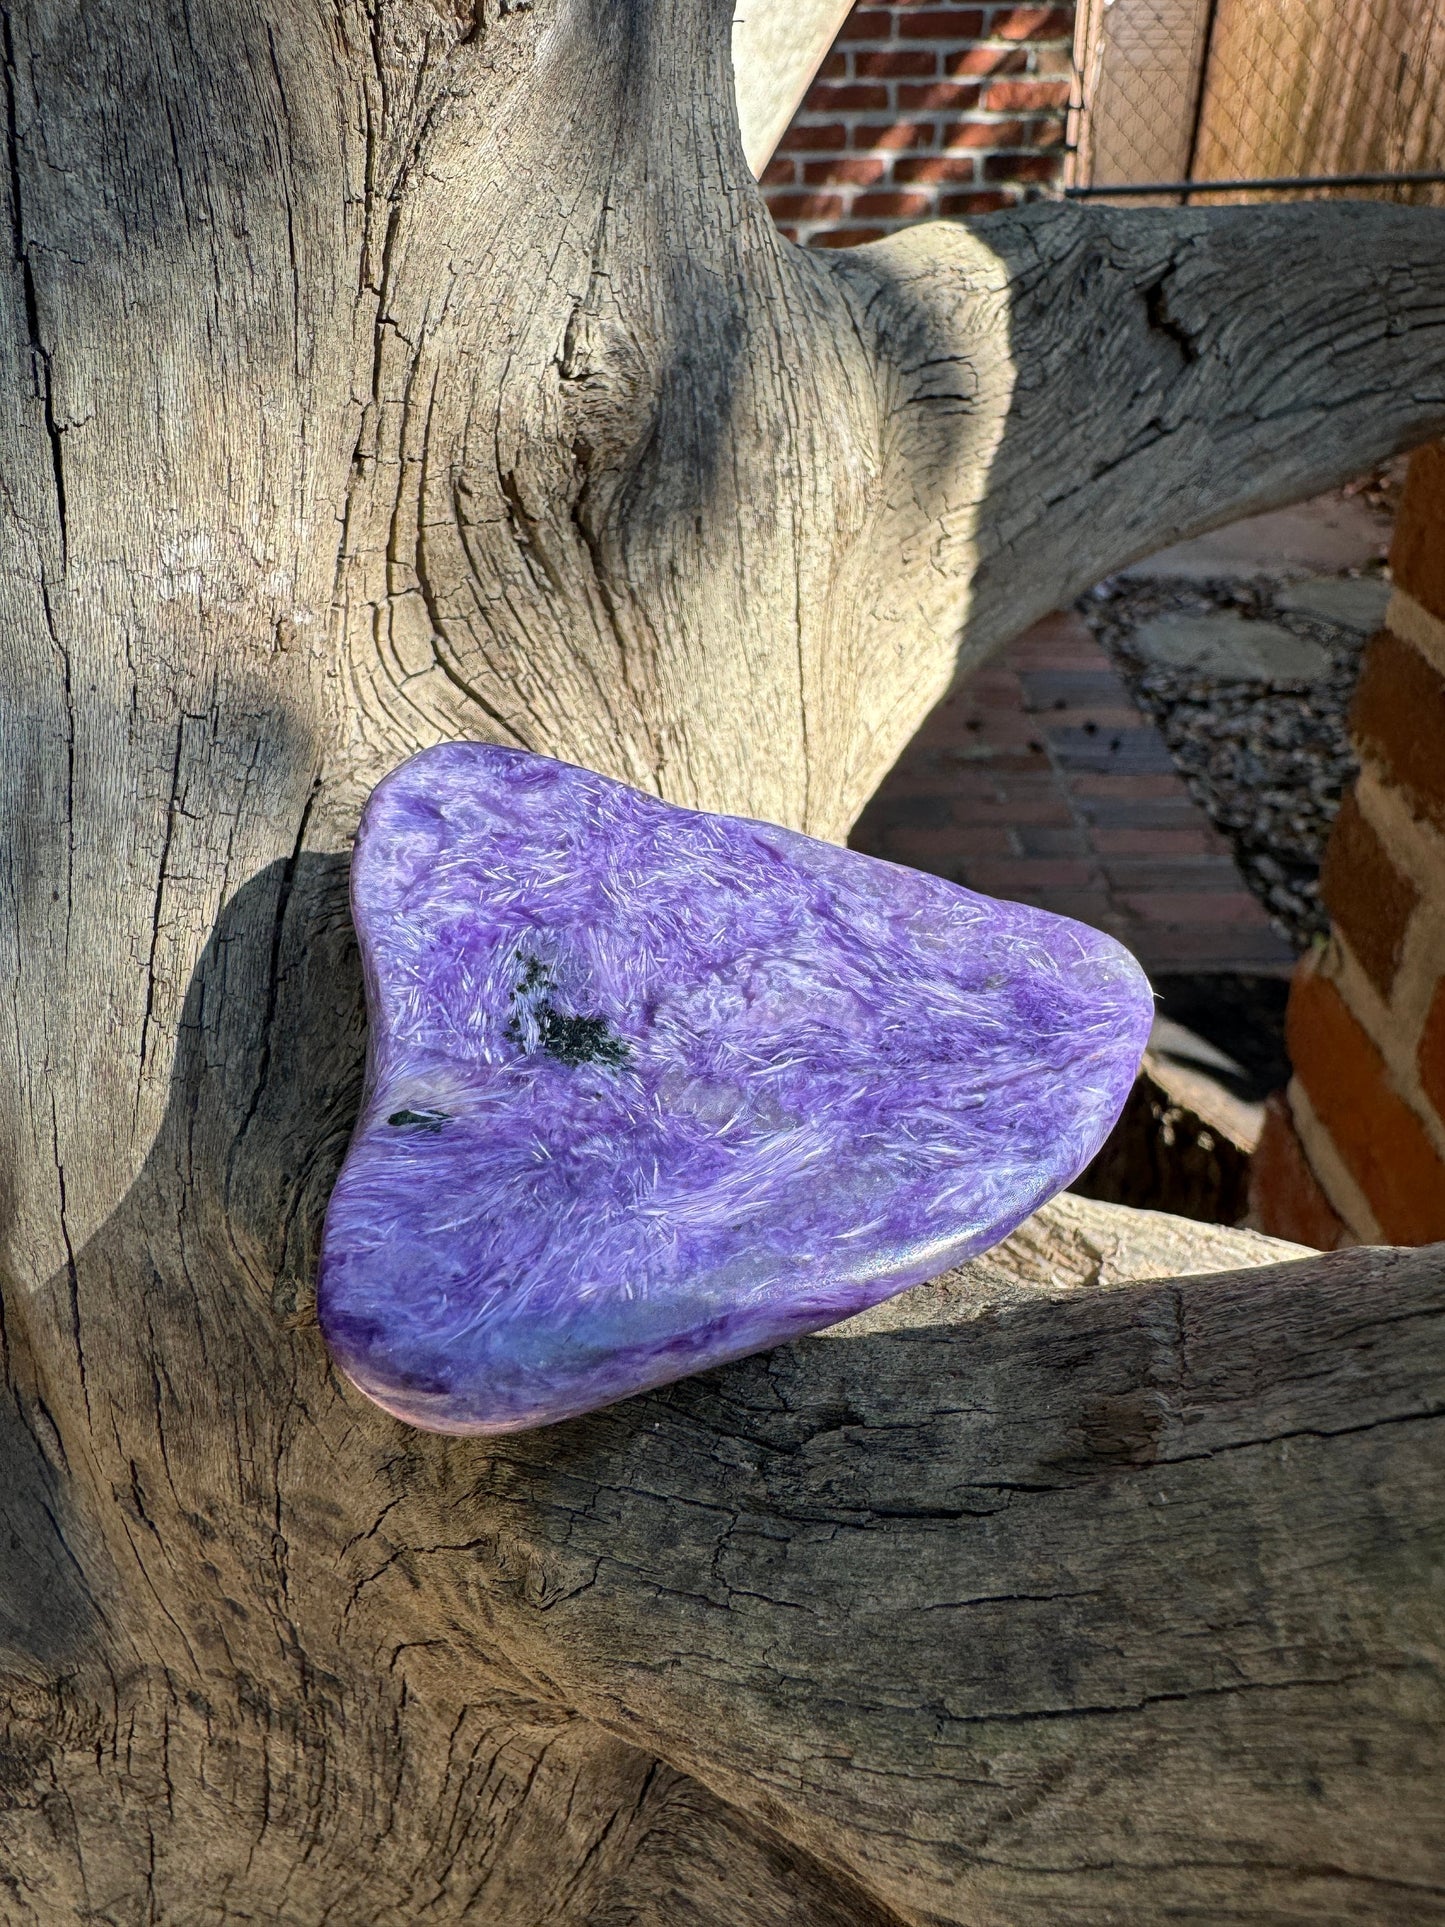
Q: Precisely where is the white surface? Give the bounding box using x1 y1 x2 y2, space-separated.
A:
732 0 856 176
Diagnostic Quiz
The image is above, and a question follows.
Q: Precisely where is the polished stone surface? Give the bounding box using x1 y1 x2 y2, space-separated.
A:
318 745 1153 1434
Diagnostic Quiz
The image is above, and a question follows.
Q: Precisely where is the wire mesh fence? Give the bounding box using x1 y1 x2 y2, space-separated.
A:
1067 0 1445 205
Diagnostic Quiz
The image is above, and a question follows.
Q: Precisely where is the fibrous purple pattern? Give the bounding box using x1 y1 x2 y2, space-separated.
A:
318 744 1153 1434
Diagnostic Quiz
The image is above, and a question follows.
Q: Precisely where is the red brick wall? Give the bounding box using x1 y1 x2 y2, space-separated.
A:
762 3 1075 247
1251 443 1445 1248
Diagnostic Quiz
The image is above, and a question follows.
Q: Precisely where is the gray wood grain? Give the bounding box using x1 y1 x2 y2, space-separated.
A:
450 1227 1445 1924
0 0 1441 1917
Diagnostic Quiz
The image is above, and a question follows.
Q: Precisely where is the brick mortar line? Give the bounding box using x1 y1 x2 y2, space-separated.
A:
1325 921 1445 1156
1386 588 1445 680
1286 1075 1384 1245
766 3 1072 240
1354 764 1445 910
786 107 1068 120
776 127 1067 147
829 45 1071 58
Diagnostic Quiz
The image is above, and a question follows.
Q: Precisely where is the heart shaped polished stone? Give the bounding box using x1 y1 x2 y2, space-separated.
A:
318 744 1152 1434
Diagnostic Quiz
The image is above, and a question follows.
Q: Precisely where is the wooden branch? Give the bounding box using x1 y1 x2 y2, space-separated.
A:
3 8 1445 1915
403 1200 1445 1924
845 201 1445 683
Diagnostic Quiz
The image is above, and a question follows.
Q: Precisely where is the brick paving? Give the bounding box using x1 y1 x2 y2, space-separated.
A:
850 610 1296 976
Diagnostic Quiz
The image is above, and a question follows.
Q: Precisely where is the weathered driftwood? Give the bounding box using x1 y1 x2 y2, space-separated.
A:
1075 1023 1265 1223
454 1204 1445 1927
1 1 1444 1918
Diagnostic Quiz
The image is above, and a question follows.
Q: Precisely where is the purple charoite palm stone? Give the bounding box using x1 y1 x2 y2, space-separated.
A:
318 743 1152 1434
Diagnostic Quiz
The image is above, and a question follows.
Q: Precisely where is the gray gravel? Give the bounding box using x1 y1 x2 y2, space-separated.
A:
1079 577 1378 951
